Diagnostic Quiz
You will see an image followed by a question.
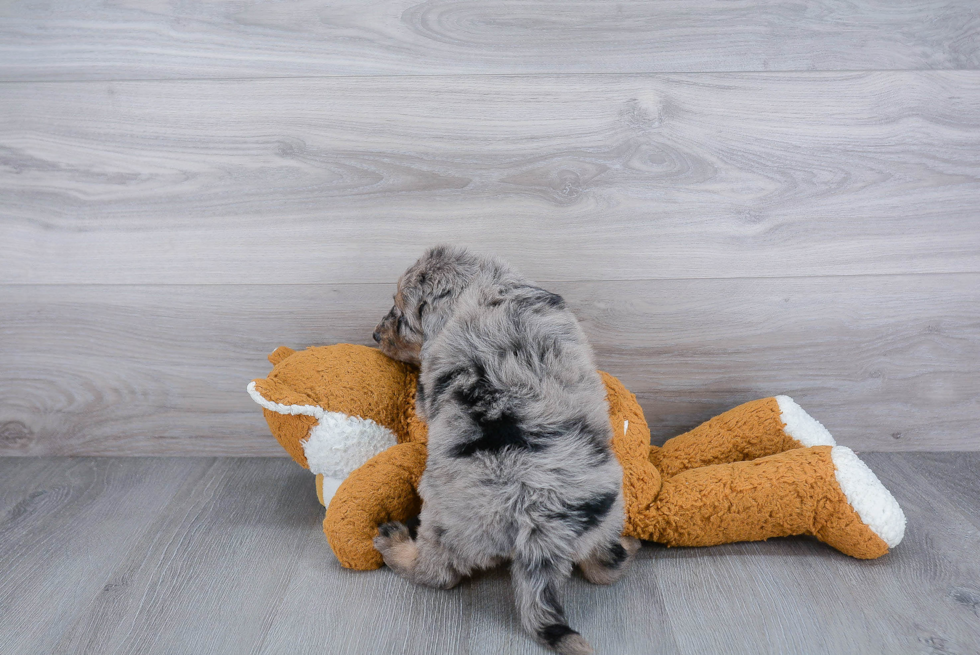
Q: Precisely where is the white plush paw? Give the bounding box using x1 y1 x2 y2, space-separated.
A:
776 395 836 447
831 446 906 547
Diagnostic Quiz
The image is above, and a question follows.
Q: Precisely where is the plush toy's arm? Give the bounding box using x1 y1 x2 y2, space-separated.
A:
651 396 836 478
323 442 428 570
631 445 905 559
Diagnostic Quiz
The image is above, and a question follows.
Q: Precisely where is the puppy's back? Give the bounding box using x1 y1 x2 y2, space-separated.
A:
418 267 623 654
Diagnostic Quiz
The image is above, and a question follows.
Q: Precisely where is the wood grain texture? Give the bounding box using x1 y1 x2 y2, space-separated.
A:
2 72 979 284
258 525 472 655
2 455 979 654
1 275 976 456
654 452 980 655
47 459 321 655
1 0 978 81
898 451 980 533
0 457 215 654
464 563 681 655
0 457 72 515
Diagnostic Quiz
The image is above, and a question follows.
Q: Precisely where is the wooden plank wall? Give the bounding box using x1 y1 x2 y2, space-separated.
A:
1 1 978 455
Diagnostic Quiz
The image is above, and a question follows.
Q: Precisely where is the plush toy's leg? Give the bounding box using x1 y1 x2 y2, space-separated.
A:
634 445 905 559
323 442 428 570
314 474 345 507
651 396 836 478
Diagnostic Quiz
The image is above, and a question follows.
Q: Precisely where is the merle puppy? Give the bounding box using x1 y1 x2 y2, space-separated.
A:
372 246 638 655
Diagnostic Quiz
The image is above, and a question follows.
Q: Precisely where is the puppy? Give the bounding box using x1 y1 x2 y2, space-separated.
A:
372 246 638 655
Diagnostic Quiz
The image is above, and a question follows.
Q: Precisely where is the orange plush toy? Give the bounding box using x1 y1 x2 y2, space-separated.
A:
248 344 906 570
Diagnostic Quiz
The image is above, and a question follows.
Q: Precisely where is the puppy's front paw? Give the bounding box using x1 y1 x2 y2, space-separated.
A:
374 521 418 575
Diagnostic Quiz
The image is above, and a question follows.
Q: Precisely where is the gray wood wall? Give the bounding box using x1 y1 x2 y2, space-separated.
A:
1 1 978 455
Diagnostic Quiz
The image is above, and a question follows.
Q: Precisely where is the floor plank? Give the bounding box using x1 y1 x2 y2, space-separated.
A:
894 451 980 533
47 459 320 655
0 0 978 81
2 73 979 285
0 458 216 654
467 563 681 655
258 535 471 655
655 452 980 654
2 275 976 456
1 455 979 654
0 458 73 514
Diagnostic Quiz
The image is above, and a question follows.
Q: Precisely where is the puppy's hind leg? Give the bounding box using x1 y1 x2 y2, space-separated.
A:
578 535 640 585
374 520 462 590
511 555 593 655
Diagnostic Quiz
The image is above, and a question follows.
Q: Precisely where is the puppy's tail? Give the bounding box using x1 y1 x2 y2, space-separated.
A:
511 556 594 655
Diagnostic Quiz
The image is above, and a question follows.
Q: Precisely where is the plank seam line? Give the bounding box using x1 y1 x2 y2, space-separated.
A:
1 270 978 288
2 69 980 85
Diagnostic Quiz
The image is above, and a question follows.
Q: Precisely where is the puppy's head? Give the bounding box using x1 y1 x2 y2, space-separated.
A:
373 245 482 364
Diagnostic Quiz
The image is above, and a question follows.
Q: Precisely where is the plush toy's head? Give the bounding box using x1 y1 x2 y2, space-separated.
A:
247 344 428 494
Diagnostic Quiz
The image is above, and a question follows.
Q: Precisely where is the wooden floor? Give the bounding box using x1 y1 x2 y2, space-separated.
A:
2 453 979 655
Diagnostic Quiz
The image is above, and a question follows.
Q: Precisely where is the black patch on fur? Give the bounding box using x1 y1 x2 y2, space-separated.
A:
431 368 465 403
534 418 612 465
415 379 426 405
607 542 628 567
540 291 566 309
539 624 577 648
450 411 541 457
454 361 497 408
541 583 564 618
569 416 615 465
404 515 421 540
550 491 617 535
584 435 613 465
517 286 566 311
377 522 402 538
449 360 553 457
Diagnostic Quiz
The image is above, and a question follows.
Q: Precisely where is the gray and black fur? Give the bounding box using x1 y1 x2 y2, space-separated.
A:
373 246 639 655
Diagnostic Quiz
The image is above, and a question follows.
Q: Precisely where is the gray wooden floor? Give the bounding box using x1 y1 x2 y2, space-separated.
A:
2 453 979 655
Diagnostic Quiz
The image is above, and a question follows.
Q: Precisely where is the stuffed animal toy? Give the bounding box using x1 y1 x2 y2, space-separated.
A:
248 344 905 570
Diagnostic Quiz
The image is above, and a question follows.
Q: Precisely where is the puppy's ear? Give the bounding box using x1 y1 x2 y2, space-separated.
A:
419 291 457 339
420 245 477 278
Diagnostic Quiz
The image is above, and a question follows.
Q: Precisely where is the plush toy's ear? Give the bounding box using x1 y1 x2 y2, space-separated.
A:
248 377 322 468
248 376 399 485
268 346 296 366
